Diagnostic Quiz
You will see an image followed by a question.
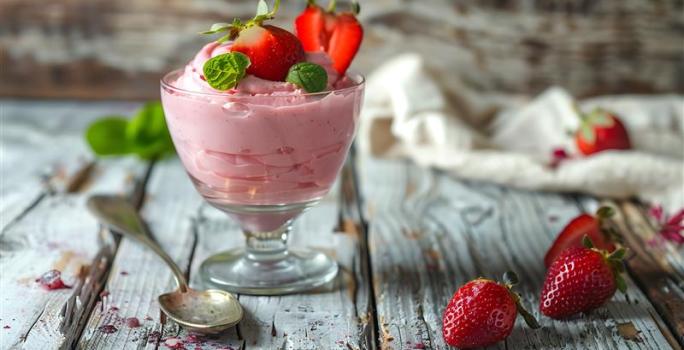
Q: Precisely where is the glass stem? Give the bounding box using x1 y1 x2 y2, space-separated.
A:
243 220 292 262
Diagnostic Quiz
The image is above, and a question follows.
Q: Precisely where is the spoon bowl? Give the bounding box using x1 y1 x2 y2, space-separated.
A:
158 289 242 334
87 195 243 334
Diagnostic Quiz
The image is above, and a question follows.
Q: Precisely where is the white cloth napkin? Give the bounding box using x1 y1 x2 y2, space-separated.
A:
358 54 684 214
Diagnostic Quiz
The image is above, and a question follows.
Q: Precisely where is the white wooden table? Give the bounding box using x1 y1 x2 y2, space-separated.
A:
1 100 682 349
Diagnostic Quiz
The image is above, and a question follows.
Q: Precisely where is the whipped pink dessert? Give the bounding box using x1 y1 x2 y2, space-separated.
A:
161 42 363 206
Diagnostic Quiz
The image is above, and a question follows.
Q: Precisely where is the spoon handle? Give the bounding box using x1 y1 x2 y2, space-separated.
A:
87 195 189 292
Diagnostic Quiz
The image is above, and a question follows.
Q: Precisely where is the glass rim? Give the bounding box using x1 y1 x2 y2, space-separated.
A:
160 68 365 98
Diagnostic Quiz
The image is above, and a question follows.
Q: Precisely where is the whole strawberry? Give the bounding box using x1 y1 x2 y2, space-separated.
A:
574 107 631 155
202 0 305 81
442 272 539 349
540 236 627 319
544 206 621 268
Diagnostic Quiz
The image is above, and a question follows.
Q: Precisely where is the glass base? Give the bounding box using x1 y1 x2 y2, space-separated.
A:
199 248 339 295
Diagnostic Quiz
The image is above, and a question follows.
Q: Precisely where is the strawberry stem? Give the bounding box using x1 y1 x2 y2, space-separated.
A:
517 302 541 329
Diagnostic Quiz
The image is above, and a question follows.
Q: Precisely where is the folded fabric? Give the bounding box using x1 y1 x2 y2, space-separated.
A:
358 54 684 214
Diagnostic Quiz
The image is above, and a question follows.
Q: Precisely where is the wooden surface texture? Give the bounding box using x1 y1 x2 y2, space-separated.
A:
1 0 683 99
1 100 683 349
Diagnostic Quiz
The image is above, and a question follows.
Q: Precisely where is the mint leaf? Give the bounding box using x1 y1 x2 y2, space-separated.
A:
203 52 250 90
85 117 130 156
286 62 328 93
126 101 174 159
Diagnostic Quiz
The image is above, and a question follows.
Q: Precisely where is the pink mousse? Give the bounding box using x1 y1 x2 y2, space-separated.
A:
161 42 363 206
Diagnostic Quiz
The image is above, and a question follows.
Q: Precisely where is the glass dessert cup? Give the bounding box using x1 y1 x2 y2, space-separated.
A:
161 70 364 295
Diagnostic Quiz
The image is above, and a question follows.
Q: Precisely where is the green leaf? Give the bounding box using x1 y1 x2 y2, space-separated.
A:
615 274 627 293
256 0 269 16
503 271 519 286
580 123 596 144
203 52 251 91
589 109 615 127
126 101 174 159
596 206 615 219
201 22 232 34
582 235 594 248
608 248 626 260
286 62 328 93
85 117 130 155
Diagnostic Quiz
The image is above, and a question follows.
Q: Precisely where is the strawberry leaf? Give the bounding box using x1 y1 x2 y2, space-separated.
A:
608 248 626 260
589 109 615 127
286 62 328 93
503 271 519 286
596 206 615 219
615 274 627 293
580 123 596 144
582 235 594 248
256 0 269 16
203 52 250 91
201 22 232 34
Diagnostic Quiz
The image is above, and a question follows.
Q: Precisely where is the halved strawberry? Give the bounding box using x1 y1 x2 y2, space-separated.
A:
327 13 363 75
294 0 363 75
294 1 333 52
202 0 305 81
543 207 619 268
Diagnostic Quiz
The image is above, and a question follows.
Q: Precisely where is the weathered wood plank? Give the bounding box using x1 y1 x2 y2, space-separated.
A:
0 100 141 231
610 201 683 346
2 1 683 99
0 101 149 349
358 157 676 349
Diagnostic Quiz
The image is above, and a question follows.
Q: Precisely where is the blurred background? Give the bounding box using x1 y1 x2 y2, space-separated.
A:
1 0 683 100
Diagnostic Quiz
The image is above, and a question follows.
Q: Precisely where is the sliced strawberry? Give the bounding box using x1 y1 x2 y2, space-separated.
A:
544 208 618 268
232 25 305 81
295 3 333 52
574 108 631 155
327 13 363 75
294 1 363 75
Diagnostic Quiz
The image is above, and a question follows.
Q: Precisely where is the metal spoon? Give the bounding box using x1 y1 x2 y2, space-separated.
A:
87 195 243 334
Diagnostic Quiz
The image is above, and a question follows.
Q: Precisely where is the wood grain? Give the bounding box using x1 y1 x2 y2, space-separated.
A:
1 0 683 99
357 157 677 350
613 201 684 346
0 101 148 349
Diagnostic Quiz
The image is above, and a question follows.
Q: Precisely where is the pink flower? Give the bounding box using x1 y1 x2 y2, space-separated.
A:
649 205 684 245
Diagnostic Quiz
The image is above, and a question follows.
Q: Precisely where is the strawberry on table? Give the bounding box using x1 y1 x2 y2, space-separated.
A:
442 272 539 349
574 106 631 155
295 0 363 75
202 0 305 82
544 206 620 268
540 236 628 319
